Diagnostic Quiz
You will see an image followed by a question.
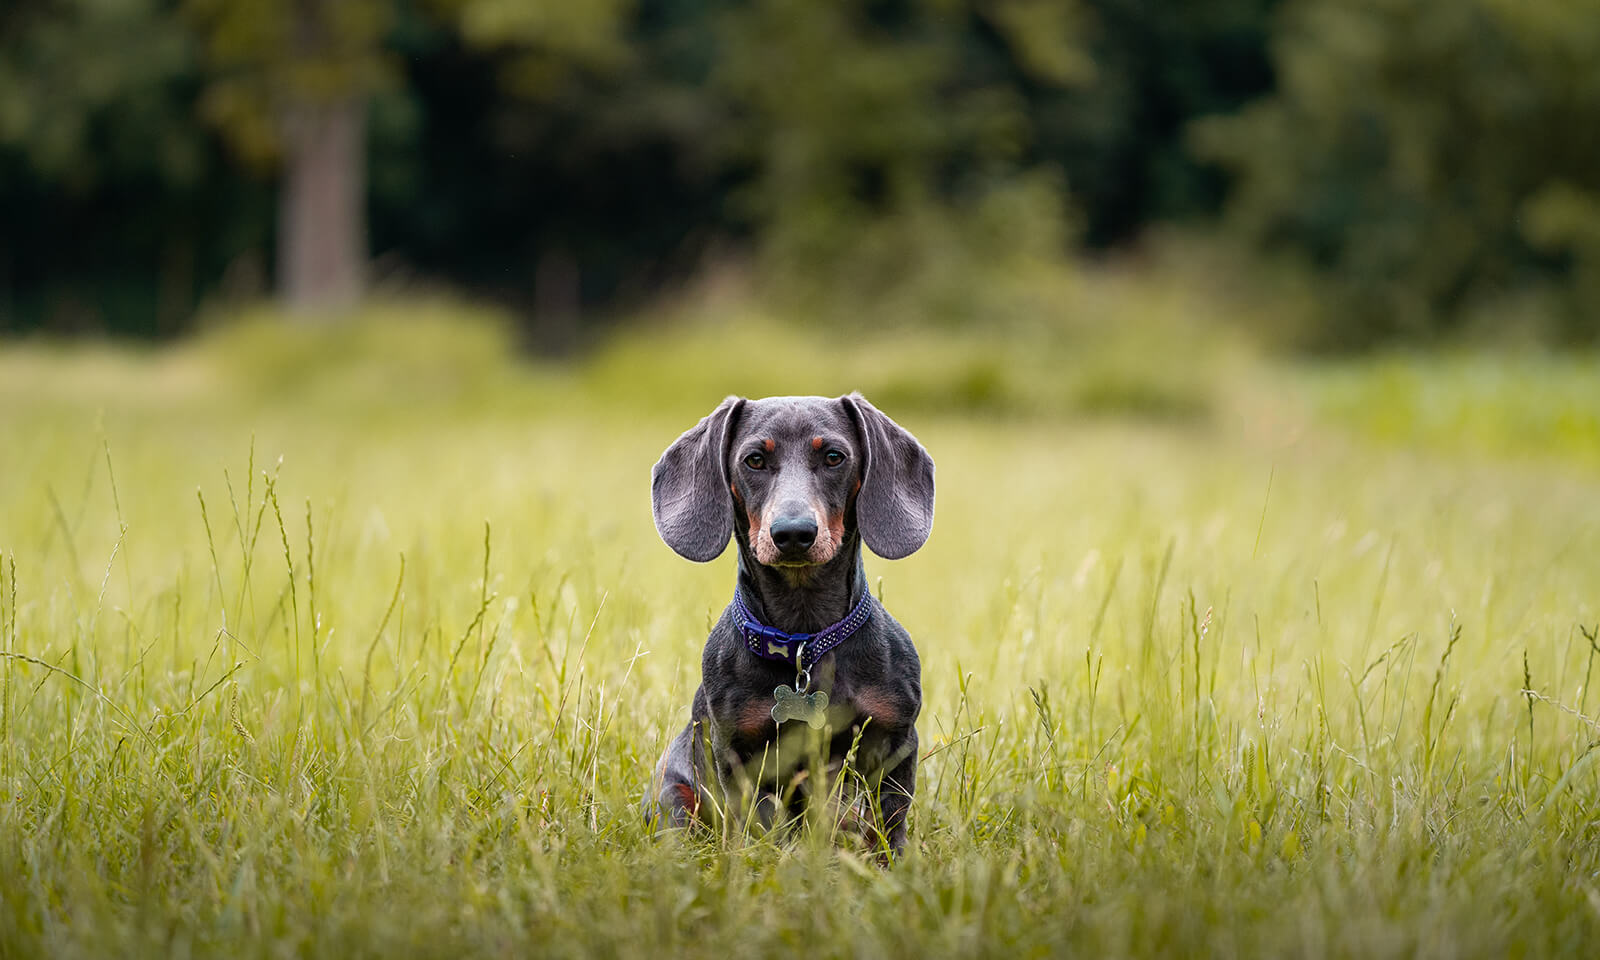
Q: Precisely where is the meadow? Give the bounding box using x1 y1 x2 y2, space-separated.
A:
1 300 1599 958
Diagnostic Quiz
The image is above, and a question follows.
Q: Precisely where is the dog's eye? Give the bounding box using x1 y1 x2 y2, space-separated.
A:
824 450 845 467
744 452 766 470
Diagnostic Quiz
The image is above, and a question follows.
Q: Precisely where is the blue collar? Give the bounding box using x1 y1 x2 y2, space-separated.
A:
733 588 874 671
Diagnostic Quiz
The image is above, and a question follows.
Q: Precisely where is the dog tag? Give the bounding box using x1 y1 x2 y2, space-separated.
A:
772 684 829 729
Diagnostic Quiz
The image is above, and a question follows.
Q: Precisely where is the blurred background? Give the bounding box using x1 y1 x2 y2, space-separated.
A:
7 8 1600 952
2 0 1597 356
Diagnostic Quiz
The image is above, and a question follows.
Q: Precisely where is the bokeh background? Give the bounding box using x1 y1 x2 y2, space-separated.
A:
5 4 1600 956
3 0 1597 353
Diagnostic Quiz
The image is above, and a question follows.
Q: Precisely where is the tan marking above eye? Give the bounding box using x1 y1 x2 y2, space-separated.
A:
812 436 824 450
763 438 775 453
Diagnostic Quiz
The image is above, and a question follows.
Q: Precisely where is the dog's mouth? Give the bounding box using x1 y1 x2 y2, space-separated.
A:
763 542 841 570
753 534 838 569
764 552 829 586
750 507 844 568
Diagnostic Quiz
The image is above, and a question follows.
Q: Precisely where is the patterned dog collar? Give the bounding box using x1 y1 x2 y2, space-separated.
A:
733 589 874 670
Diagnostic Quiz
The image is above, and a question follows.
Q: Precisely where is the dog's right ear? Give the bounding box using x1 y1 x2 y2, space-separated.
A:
651 396 746 561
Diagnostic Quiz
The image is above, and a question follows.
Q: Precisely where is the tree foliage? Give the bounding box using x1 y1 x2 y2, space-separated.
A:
0 0 199 187
1194 0 1600 347
183 0 393 170
714 0 1088 319
1 0 1594 345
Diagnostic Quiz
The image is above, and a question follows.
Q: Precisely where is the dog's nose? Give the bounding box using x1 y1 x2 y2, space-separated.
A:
769 515 817 554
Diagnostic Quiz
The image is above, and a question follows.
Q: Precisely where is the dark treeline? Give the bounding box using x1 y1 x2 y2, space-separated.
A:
1 0 1596 348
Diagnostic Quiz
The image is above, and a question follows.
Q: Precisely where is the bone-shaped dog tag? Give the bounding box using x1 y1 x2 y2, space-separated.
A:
771 684 829 729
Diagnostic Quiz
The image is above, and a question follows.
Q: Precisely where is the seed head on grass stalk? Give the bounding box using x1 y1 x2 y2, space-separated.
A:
1579 624 1599 716
1421 618 1462 786
265 471 303 751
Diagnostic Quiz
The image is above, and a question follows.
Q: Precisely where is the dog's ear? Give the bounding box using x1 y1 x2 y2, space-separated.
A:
841 392 935 559
651 396 746 561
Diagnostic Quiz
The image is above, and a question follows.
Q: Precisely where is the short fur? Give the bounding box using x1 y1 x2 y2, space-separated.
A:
645 393 935 855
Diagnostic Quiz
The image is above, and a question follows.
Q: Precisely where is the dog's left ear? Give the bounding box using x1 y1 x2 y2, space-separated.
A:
841 393 935 559
651 396 747 561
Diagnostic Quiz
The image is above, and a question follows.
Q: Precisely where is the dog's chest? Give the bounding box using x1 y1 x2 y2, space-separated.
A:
741 712 896 788
730 665 910 736
727 671 912 784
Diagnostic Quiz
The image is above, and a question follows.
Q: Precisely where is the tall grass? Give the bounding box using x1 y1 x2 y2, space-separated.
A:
1 308 1597 957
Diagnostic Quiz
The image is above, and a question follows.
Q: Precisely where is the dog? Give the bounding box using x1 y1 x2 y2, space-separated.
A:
643 393 935 855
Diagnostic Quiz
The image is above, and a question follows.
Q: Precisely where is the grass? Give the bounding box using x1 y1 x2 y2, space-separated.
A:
1304 351 1600 472
1 303 1599 958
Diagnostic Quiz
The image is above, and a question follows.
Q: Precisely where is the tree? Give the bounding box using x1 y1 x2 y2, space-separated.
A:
184 0 631 317
1193 0 1600 346
185 0 392 314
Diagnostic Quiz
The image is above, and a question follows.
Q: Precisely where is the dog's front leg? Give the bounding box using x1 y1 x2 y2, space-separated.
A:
645 720 710 830
703 720 761 829
875 728 918 858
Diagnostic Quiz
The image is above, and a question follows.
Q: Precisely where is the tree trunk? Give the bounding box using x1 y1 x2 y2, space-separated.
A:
277 97 366 315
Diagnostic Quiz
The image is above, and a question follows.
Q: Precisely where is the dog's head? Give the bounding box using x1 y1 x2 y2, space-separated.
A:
651 394 935 567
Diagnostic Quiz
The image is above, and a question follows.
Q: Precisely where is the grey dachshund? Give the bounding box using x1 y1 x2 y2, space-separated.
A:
643 393 935 855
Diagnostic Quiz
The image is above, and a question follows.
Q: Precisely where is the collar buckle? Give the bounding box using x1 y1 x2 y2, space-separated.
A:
746 621 811 646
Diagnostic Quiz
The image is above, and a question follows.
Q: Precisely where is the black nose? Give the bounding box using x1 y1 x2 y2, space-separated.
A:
769 515 817 554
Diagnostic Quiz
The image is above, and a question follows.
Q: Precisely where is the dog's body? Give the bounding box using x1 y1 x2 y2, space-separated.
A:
644 394 935 854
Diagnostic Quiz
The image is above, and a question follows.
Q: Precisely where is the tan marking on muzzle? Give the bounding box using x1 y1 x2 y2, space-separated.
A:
801 501 841 565
753 500 841 567
751 502 779 564
820 511 845 560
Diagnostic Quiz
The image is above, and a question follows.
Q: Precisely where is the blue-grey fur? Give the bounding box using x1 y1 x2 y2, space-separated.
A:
645 393 935 857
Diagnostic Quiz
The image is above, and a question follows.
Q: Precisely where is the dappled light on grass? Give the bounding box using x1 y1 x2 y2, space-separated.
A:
1 313 1599 956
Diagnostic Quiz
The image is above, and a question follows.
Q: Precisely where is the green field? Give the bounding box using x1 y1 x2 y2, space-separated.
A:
2 307 1599 958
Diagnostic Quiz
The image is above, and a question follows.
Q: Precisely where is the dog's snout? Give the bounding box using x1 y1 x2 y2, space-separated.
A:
769 515 817 554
